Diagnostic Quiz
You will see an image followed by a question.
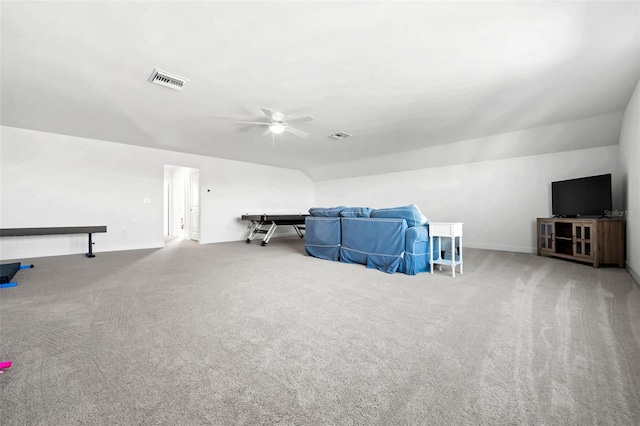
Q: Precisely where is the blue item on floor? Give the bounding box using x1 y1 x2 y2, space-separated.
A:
0 263 34 287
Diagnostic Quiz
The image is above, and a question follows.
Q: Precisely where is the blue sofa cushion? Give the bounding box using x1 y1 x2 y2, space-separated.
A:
370 205 428 227
308 206 347 217
305 217 341 261
339 207 373 218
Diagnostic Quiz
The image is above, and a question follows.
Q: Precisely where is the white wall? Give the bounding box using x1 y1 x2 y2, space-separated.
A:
307 112 623 181
619 78 640 284
315 145 620 253
0 126 314 259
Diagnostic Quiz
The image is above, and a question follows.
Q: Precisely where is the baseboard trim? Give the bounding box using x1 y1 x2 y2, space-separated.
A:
626 262 640 287
464 242 536 254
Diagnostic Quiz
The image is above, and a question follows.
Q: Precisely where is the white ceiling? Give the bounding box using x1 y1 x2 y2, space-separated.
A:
2 1 639 180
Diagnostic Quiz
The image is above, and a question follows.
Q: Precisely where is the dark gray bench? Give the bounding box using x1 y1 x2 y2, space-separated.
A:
0 226 107 257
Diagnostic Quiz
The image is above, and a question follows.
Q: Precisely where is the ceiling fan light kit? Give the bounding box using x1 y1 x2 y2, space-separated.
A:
269 122 286 134
238 108 313 138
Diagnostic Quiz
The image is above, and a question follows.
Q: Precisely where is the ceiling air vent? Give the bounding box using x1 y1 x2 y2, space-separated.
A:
329 132 352 140
148 68 189 91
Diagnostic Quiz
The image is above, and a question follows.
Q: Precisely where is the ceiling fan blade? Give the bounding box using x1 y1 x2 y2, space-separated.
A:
286 126 308 138
286 116 313 123
261 128 272 137
261 108 274 120
237 121 270 126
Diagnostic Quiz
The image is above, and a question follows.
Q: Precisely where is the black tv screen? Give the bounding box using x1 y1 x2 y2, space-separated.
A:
552 174 612 217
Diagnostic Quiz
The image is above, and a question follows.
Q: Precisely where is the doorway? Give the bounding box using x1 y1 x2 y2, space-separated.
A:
163 165 200 244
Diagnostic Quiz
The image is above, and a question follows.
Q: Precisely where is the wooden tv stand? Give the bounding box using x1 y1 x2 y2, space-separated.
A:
537 217 625 268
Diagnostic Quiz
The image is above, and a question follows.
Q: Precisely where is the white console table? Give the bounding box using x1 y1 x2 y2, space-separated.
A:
430 222 463 277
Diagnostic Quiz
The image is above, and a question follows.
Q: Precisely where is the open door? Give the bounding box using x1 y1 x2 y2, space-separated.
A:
190 171 200 241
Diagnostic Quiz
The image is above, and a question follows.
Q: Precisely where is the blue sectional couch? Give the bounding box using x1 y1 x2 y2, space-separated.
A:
305 205 444 275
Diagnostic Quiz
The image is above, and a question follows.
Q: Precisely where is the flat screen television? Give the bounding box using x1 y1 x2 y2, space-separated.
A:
551 173 612 218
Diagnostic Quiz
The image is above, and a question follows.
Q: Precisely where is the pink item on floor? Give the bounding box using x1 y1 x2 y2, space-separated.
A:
0 361 12 373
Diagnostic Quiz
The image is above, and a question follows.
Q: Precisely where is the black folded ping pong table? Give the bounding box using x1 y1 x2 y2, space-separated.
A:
241 214 308 246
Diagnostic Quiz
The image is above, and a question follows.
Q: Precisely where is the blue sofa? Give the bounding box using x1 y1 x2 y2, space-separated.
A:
305 205 444 275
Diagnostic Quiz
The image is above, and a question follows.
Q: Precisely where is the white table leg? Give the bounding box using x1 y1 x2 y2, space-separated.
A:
459 235 463 274
429 236 434 274
438 236 443 271
451 236 455 277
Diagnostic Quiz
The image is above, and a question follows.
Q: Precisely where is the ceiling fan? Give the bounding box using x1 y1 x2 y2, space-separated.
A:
238 108 313 137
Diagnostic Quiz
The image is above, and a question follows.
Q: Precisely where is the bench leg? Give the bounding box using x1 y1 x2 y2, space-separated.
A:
86 233 96 258
293 225 305 238
261 223 278 246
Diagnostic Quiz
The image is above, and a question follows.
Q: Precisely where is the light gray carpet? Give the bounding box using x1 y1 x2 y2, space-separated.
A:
1 237 639 425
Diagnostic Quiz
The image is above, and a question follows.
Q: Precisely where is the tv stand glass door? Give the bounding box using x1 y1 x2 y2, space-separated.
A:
539 220 554 254
573 222 595 262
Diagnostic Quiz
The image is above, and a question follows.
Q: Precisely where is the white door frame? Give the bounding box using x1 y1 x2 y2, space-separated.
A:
189 171 200 241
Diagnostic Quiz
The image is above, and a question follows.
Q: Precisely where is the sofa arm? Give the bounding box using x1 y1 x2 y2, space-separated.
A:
405 225 429 253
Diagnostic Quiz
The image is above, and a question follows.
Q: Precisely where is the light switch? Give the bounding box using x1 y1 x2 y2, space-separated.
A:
144 198 151 204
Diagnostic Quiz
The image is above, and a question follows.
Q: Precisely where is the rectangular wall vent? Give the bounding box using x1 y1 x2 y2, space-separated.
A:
148 68 189 91
329 132 352 140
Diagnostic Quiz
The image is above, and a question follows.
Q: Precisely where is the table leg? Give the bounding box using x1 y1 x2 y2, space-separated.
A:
429 236 434 274
459 235 463 274
451 236 455 277
437 236 442 271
